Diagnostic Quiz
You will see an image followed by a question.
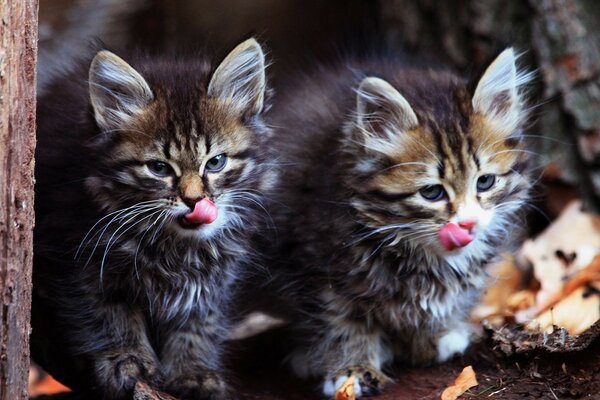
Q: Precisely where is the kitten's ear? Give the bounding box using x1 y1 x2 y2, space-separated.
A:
208 38 266 117
356 77 418 138
472 48 529 132
89 51 153 131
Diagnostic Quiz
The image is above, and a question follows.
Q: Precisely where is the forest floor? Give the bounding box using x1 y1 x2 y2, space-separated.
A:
231 324 600 400
33 323 600 400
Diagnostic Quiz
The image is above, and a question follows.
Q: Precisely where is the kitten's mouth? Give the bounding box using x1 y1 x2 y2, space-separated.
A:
177 216 204 230
439 223 474 251
178 198 218 229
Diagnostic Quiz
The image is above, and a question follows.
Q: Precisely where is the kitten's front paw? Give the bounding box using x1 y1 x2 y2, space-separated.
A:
95 350 163 399
436 329 471 362
323 366 391 398
165 370 228 400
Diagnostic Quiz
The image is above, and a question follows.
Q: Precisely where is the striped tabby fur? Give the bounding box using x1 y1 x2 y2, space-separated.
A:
265 49 533 397
32 38 275 400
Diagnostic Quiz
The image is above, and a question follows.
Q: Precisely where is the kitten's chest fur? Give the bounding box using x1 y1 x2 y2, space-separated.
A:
325 240 488 332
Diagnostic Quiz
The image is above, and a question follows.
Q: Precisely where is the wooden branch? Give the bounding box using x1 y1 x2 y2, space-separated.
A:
0 0 39 399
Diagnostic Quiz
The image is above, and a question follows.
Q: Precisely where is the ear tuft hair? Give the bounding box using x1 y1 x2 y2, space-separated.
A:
355 77 418 152
472 48 532 133
89 50 153 132
208 38 266 117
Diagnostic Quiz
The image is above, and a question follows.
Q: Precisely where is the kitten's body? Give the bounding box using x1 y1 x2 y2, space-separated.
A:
32 39 274 399
266 52 531 396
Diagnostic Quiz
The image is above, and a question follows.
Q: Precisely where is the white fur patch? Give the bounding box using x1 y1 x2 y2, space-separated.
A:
437 329 470 362
323 375 363 398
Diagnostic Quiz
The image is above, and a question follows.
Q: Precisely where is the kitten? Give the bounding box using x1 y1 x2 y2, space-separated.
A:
266 49 532 397
32 38 275 399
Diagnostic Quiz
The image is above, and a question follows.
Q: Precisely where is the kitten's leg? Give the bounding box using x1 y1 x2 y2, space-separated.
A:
399 321 474 366
291 316 392 398
161 317 228 400
436 321 474 363
91 303 162 399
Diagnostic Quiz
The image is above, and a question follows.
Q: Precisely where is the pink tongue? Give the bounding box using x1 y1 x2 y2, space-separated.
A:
439 223 474 251
184 198 218 225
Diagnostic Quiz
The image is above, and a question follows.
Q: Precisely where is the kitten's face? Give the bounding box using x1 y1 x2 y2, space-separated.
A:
85 39 272 241
350 49 531 257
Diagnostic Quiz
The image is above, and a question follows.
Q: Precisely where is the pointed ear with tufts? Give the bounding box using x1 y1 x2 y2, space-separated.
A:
89 50 154 132
472 48 529 132
208 38 266 117
356 77 419 140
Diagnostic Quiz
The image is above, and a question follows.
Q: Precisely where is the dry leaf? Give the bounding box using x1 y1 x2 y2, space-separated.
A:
28 367 70 396
471 256 524 321
518 200 600 315
528 286 600 335
440 366 478 400
507 290 536 311
334 375 356 400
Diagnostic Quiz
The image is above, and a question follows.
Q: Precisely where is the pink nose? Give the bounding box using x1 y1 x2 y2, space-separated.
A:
458 219 478 230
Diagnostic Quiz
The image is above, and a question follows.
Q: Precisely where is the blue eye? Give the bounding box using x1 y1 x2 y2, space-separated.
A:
205 154 227 172
477 174 496 192
419 185 446 201
147 161 171 177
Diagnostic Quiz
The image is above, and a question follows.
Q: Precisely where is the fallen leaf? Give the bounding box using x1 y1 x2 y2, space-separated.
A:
472 256 525 322
518 200 600 315
440 366 478 400
335 376 356 400
528 285 600 335
28 373 70 396
536 256 600 315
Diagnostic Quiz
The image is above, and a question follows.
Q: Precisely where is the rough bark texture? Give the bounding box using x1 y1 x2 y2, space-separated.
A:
0 0 38 399
380 0 600 213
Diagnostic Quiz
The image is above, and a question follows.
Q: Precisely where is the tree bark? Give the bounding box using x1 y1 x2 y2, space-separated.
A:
0 1 38 399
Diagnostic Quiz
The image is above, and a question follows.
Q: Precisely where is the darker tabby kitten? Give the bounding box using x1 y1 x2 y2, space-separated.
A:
32 38 275 399
266 49 532 397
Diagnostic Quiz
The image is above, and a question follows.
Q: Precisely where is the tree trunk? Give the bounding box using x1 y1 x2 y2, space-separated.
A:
0 0 39 399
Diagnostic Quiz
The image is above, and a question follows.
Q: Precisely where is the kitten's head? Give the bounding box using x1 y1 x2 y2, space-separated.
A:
348 49 532 260
85 39 274 241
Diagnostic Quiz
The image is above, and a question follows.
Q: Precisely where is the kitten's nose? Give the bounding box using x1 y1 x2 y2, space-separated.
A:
182 196 203 209
458 219 478 230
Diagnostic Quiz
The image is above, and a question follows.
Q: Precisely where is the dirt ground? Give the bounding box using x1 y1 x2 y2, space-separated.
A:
32 324 600 400
229 327 600 400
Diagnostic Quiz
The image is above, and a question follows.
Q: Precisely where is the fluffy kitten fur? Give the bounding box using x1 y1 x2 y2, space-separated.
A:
266 49 532 397
32 38 275 399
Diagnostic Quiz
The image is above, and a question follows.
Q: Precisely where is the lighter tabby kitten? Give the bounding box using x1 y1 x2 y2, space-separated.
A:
33 39 273 400
267 49 532 397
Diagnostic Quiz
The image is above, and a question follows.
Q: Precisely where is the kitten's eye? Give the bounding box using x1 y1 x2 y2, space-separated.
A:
147 161 171 177
205 154 227 172
477 174 496 192
419 185 446 201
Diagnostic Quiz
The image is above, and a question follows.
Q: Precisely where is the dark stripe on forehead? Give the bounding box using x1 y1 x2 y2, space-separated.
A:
162 141 171 159
430 124 446 179
205 135 212 155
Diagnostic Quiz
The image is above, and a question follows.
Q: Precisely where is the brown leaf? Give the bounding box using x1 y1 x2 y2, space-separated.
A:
334 376 356 400
440 366 478 400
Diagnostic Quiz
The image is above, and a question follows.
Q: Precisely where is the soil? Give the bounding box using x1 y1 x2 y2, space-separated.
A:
32 323 600 400
229 326 600 400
